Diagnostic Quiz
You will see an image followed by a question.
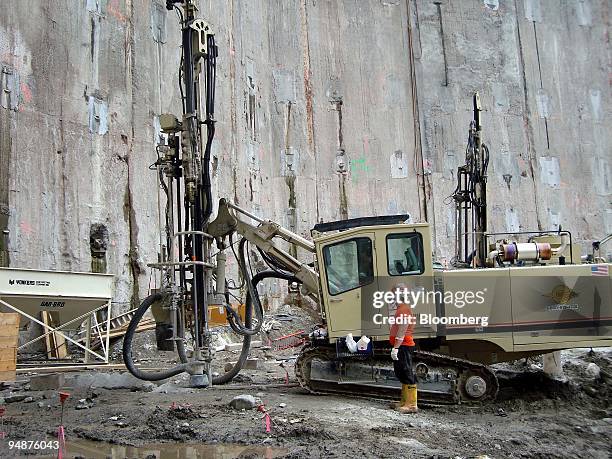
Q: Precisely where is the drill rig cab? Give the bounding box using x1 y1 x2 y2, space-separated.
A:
312 217 435 341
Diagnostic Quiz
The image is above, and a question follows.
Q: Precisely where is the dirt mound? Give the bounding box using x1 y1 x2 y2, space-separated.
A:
490 348 612 418
496 370 579 402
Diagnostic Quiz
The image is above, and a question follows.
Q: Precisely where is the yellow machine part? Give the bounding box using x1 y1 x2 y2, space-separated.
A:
208 304 245 327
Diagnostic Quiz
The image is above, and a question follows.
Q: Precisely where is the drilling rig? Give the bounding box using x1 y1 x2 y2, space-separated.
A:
122 0 222 387
123 1 612 402
123 0 320 388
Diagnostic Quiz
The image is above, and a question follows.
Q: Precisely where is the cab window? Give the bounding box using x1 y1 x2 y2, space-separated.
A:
386 232 424 275
323 237 374 295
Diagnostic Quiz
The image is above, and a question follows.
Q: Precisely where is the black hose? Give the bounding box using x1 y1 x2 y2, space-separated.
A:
123 293 188 381
214 270 300 384
230 238 265 335
201 34 217 223
213 293 252 384
124 271 300 384
257 247 294 277
201 122 214 222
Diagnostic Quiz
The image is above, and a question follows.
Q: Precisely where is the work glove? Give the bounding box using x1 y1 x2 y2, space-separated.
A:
391 348 399 361
356 335 370 351
345 333 358 353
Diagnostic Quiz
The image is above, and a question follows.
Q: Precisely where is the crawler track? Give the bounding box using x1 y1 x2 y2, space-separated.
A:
295 345 498 405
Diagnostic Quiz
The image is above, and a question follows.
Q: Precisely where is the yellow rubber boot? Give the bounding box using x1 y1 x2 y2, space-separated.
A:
396 384 418 413
390 384 409 409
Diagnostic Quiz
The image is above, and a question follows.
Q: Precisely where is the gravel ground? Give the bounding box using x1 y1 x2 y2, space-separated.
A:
1 303 611 459
0 345 609 459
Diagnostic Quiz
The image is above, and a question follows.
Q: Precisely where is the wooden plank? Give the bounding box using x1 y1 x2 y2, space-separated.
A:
55 333 68 358
0 348 16 360
0 369 16 382
41 311 54 359
15 363 164 374
0 314 17 380
0 313 19 327
17 363 128 373
48 312 67 359
40 312 68 359
87 321 156 350
0 313 19 339
105 321 155 338
0 336 18 348
0 359 16 371
76 318 156 348
0 347 17 371
0 330 19 338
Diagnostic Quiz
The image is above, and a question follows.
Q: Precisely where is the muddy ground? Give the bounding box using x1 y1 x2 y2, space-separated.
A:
1 308 611 458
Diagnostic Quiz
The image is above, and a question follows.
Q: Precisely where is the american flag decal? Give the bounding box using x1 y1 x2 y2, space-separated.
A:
591 265 609 276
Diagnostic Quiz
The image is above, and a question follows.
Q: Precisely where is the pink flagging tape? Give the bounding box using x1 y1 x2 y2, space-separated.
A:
257 404 272 433
57 425 66 459
0 405 5 439
264 413 271 433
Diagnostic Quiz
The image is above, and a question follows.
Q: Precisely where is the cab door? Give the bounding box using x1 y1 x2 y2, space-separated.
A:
375 228 437 338
319 233 381 338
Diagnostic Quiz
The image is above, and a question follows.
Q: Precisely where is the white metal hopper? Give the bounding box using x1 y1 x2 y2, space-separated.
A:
0 267 114 362
0 268 113 327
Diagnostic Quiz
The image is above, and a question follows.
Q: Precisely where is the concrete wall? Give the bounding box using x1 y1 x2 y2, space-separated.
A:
1 0 609 310
415 0 611 265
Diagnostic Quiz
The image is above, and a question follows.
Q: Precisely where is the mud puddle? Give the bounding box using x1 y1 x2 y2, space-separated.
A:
35 439 287 459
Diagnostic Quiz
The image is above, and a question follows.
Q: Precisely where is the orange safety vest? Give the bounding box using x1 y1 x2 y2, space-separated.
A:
389 303 415 347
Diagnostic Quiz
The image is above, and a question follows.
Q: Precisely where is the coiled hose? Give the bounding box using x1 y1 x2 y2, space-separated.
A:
217 269 300 384
122 293 188 381
123 272 300 383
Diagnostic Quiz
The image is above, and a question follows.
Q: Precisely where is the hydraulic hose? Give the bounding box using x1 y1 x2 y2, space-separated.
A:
123 293 189 381
213 291 252 384
201 34 217 223
214 270 301 384
124 271 300 383
228 238 265 336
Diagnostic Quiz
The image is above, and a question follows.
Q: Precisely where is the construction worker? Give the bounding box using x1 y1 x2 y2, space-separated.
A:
389 283 418 413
